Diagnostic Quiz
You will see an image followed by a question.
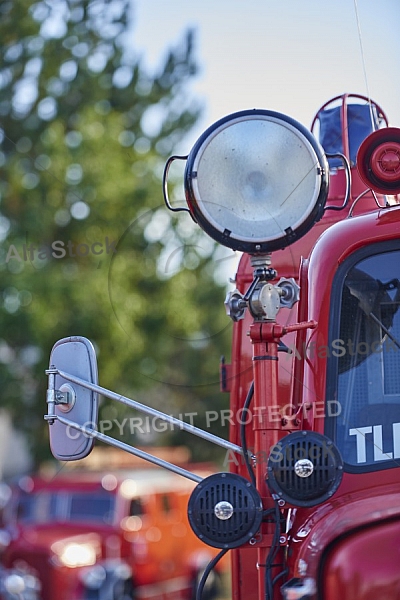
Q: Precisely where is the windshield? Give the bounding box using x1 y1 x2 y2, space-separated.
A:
16 489 115 525
329 247 400 471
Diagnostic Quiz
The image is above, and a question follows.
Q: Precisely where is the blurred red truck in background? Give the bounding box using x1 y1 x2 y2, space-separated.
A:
1 449 225 600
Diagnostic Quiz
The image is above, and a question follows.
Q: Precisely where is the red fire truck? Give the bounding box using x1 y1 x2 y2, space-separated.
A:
44 93 400 600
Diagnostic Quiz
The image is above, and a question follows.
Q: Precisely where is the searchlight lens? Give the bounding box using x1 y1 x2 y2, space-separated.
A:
179 110 329 253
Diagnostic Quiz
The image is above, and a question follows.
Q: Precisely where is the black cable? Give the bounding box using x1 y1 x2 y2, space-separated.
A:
240 381 256 487
264 500 281 600
195 548 229 600
240 384 287 599
272 566 289 587
240 382 289 599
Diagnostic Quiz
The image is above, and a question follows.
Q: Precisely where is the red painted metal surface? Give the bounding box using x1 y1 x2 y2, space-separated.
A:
321 517 400 600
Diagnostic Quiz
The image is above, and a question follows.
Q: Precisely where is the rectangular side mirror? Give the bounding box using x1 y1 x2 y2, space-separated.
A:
47 336 98 461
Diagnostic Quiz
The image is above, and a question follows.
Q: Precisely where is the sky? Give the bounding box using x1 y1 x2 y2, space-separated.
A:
130 0 400 150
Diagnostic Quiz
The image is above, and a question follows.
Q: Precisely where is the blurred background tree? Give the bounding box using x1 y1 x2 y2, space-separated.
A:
0 0 234 468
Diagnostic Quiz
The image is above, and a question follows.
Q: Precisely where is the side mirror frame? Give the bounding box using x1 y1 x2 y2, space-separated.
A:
46 336 98 461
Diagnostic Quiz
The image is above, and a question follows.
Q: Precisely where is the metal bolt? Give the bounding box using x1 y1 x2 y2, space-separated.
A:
249 537 257 546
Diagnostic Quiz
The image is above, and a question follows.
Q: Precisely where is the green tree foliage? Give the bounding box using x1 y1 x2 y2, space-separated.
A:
0 0 233 465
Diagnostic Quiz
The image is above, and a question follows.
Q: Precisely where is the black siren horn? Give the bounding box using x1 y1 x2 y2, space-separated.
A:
267 431 343 508
187 473 263 549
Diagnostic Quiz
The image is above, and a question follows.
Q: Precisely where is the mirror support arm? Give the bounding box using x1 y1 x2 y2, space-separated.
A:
46 368 244 457
56 415 203 484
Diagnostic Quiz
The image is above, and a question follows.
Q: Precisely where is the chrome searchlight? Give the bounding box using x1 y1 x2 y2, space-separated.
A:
163 109 329 253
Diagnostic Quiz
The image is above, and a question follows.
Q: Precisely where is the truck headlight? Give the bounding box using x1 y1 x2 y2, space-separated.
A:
53 541 97 568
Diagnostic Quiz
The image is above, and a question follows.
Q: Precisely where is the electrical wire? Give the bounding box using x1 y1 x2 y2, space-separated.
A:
192 381 258 600
240 381 256 487
240 382 288 599
272 567 289 587
195 549 229 600
264 500 281 600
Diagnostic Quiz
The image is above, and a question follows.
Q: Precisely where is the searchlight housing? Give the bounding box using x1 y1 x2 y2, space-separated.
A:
163 109 330 254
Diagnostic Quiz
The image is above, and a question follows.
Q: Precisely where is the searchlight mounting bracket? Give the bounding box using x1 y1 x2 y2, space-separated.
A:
224 253 300 322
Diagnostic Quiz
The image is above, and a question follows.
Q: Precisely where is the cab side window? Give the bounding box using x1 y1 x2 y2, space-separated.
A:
332 248 400 469
160 494 171 514
129 497 144 517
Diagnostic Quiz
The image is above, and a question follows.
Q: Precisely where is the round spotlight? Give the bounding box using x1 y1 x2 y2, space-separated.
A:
267 431 343 507
187 473 263 549
183 110 329 253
